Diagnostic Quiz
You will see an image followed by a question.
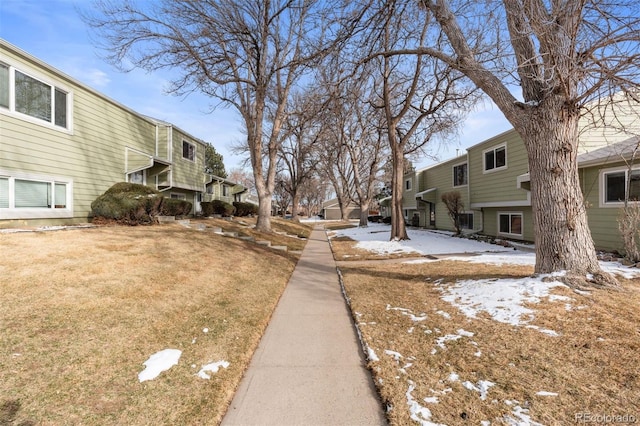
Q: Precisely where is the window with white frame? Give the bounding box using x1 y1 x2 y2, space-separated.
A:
170 193 187 200
222 185 229 197
182 140 195 162
128 170 144 185
498 212 523 236
603 168 640 204
405 178 412 191
0 62 70 129
484 145 507 172
453 163 468 186
0 175 70 212
458 212 473 230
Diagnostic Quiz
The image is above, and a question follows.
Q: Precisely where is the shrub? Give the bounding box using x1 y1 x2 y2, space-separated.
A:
233 201 258 217
201 200 236 217
91 182 163 225
160 198 193 216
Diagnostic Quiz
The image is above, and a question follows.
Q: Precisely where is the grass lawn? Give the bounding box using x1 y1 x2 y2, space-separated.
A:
336 237 640 425
0 220 310 425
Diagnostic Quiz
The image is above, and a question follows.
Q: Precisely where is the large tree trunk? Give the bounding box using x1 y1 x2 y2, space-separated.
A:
522 101 616 287
358 200 370 227
254 179 273 232
290 191 301 223
390 143 408 240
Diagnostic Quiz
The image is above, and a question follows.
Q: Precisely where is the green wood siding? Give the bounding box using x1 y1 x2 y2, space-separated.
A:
1 44 158 224
481 207 535 242
467 130 530 207
170 128 206 192
580 162 634 252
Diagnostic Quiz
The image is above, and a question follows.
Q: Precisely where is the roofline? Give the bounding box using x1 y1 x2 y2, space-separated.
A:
1 38 209 149
1 38 160 129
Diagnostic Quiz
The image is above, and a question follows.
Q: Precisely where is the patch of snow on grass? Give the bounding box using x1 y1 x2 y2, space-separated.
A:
197 361 229 379
138 349 182 383
406 381 446 426
367 347 379 362
461 380 494 401
504 403 544 426
436 310 451 319
536 391 558 396
334 223 512 256
385 350 403 361
437 275 568 333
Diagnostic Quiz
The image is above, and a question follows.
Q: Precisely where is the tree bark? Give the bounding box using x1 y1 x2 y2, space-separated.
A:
521 99 615 286
359 200 370 227
390 141 409 240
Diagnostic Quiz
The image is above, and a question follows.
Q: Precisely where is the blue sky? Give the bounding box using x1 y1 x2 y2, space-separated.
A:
0 0 512 171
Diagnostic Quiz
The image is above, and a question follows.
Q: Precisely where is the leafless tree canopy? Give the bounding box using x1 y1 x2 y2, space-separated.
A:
84 0 357 232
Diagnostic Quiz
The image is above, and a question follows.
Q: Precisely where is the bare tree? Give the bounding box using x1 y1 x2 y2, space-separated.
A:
273 174 292 218
300 176 329 217
441 191 465 236
278 91 323 222
228 167 256 195
363 0 478 240
384 0 640 287
84 0 350 232
314 49 389 227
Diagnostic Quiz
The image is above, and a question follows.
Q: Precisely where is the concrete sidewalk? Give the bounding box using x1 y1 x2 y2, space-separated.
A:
221 225 386 426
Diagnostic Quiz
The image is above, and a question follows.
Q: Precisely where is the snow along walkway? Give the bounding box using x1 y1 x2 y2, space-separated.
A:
221 225 387 426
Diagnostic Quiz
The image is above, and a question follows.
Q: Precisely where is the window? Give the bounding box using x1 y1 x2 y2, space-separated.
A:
0 175 69 212
128 170 144 185
182 140 195 162
458 213 473 230
222 185 229 197
0 177 8 208
604 169 640 203
170 193 187 200
405 178 412 191
453 163 468 186
0 63 70 129
484 145 507 172
498 212 523 236
0 64 9 108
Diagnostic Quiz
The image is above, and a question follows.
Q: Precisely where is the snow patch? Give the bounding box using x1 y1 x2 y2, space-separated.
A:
138 349 182 383
197 361 229 379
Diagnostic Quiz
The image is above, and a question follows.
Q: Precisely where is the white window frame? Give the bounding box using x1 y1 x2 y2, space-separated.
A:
599 165 640 208
182 140 196 162
483 144 507 173
405 178 412 191
0 59 73 133
170 192 187 200
128 170 145 185
0 169 73 219
452 162 468 187
497 211 523 237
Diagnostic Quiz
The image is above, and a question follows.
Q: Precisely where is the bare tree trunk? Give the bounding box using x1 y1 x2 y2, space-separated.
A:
359 200 370 227
523 102 615 286
390 143 408 240
290 191 301 222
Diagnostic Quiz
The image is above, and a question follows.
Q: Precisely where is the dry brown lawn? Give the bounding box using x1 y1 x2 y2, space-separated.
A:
339 259 640 425
194 217 311 252
0 223 307 425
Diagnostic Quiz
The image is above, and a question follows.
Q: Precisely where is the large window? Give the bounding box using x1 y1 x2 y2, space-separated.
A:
182 140 196 162
484 145 507 172
604 169 640 204
405 178 412 191
453 163 468 186
498 212 523 236
0 175 69 213
0 63 69 129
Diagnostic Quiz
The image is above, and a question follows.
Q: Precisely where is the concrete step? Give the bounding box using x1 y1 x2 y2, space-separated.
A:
256 240 271 247
270 245 288 252
223 231 238 237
